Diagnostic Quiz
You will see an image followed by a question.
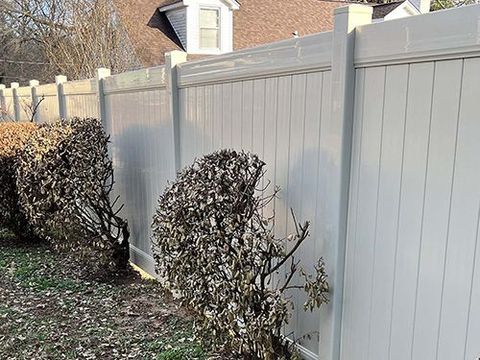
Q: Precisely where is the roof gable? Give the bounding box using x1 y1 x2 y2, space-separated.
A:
113 0 183 67
160 0 240 11
384 0 420 19
372 0 420 20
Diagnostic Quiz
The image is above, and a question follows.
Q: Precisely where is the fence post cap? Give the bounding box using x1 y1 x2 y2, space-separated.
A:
29 80 40 87
334 4 373 16
10 82 19 89
55 75 67 85
96 68 111 79
165 50 188 60
165 51 188 70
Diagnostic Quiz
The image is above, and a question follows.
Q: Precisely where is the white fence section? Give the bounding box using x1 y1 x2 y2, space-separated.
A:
15 84 33 122
35 83 61 123
62 78 99 119
341 6 480 360
103 66 175 273
178 36 335 357
2 4 480 360
0 85 16 121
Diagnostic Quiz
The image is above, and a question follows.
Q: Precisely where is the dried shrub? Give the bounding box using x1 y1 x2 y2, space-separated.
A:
152 150 329 359
16 118 130 272
0 122 38 237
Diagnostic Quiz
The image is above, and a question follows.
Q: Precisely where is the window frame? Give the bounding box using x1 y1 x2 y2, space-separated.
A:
198 6 221 50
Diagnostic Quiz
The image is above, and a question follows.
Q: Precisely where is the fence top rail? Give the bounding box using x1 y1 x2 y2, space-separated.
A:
62 78 97 96
355 3 480 67
177 31 333 88
36 83 58 96
103 66 166 95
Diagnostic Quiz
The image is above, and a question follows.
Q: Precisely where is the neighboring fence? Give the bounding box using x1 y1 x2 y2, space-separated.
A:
2 4 480 360
0 84 16 121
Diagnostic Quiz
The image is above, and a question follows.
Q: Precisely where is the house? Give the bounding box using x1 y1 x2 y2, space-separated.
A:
371 0 428 22
113 0 430 67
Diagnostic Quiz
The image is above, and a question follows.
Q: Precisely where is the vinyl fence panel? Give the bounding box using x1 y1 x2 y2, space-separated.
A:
102 66 173 275
0 87 15 121
35 83 60 123
62 78 99 119
177 30 337 358
341 5 480 360
15 86 33 122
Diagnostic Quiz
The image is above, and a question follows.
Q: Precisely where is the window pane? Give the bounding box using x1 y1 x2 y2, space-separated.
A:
200 28 219 49
200 9 219 28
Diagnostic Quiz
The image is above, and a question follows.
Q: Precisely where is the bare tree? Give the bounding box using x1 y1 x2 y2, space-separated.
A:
0 0 140 83
0 7 49 84
430 0 479 9
20 95 45 122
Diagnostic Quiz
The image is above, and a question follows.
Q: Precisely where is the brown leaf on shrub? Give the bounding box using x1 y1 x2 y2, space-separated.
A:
152 149 329 360
16 118 129 273
0 122 38 238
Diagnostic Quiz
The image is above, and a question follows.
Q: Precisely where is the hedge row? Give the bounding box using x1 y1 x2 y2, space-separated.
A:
0 122 38 238
1 120 329 358
0 118 129 272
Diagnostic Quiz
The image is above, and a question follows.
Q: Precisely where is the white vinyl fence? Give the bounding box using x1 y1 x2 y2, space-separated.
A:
2 4 480 360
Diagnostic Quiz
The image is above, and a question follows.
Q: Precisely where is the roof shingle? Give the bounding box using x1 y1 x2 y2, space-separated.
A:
113 0 182 67
114 0 350 67
233 0 344 50
372 1 404 19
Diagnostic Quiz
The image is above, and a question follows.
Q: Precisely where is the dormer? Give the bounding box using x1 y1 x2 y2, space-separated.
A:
160 0 240 55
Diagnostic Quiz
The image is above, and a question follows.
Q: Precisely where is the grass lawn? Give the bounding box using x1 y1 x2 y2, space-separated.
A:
0 230 207 360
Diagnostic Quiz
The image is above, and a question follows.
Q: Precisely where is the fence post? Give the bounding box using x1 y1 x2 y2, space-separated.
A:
10 82 21 122
29 80 40 123
55 75 67 120
165 51 187 174
0 84 5 121
96 68 111 128
323 5 372 360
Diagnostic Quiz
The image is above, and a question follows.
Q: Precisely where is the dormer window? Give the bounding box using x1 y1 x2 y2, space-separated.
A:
160 0 240 55
199 8 220 50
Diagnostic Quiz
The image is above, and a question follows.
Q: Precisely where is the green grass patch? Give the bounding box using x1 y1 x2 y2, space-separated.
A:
157 345 205 360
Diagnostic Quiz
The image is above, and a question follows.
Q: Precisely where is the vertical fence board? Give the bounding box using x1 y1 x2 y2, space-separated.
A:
388 62 435 360
296 71 324 351
241 80 254 151
411 59 463 360
221 82 233 148
212 84 223 150
252 78 266 159
344 66 386 360
367 64 409 360
341 67 366 359
231 82 243 150
285 73 307 336
465 219 480 360
437 57 480 360
180 87 196 166
204 85 214 153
